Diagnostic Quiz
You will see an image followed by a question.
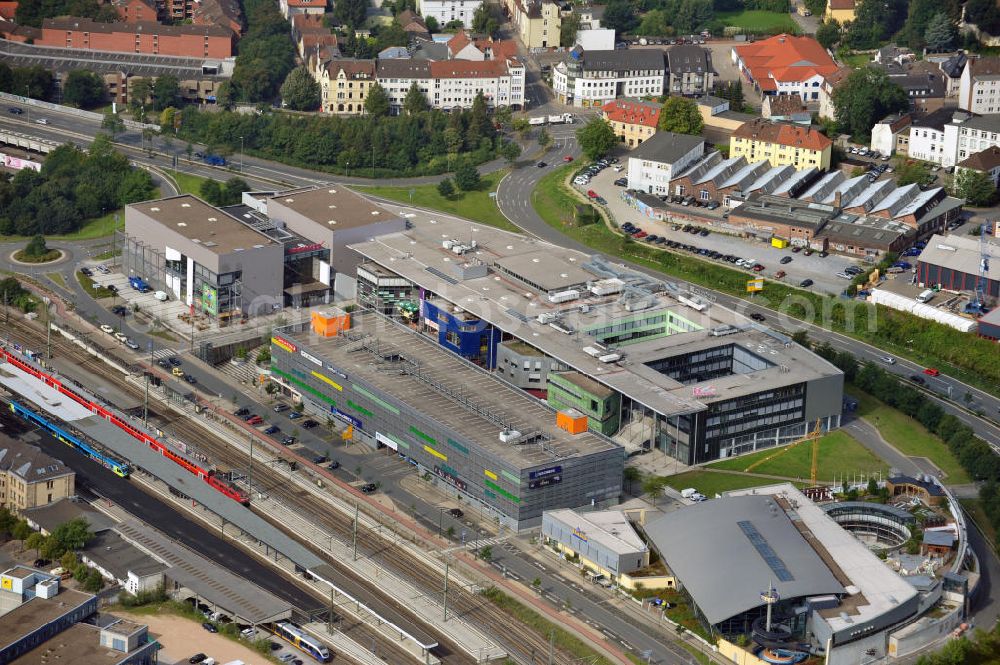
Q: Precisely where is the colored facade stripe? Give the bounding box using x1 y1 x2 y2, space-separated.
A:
346 399 373 418
447 438 470 455
485 489 497 499
353 384 400 415
424 445 447 461
484 469 498 480
484 479 521 503
501 470 521 485
271 368 336 406
409 426 437 446
441 464 457 476
311 371 343 391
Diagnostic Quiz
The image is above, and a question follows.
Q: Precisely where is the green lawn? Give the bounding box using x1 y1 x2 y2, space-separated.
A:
848 389 972 485
961 499 998 553
713 10 800 33
3 209 123 242
46 272 67 289
93 248 121 261
660 470 786 497
533 165 585 230
166 169 213 197
76 271 112 299
707 430 888 482
841 53 871 69
355 170 518 232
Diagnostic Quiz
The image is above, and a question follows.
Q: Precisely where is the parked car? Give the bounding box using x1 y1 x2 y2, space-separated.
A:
780 256 792 264
100 324 115 334
183 373 197 384
201 622 218 633
750 313 766 322
273 404 290 412
234 407 250 417
7 107 22 115
282 436 296 445
923 368 940 377
287 411 303 420
168 357 182 366
360 483 377 494
328 460 341 469
246 415 264 425
536 161 547 168
114 332 128 343
189 655 207 664
80 267 93 276
563 155 574 162
302 419 318 429
449 508 464 518
172 366 185 377
799 279 814 287
125 339 140 350
775 270 786 279
264 425 279 435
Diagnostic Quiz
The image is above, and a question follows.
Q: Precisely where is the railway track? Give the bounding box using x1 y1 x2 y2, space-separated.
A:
6 315 594 665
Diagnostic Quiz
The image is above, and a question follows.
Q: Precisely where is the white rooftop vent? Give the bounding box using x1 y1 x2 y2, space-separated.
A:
936 244 955 251
328 204 337 209
328 220 337 225
181 203 191 208
177 222 187 227
499 429 521 443
598 353 621 363
150 207 160 212
327 188 337 194
284 198 294 203
208 217 217 222
371 211 380 215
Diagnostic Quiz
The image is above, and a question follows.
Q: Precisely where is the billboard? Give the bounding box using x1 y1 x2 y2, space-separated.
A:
201 284 218 315
746 279 764 293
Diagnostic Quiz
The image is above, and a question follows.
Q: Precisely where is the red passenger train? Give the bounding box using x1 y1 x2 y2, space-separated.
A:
0 347 249 505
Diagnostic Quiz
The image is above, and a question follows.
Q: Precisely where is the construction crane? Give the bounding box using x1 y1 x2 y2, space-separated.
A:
965 221 994 315
743 419 823 484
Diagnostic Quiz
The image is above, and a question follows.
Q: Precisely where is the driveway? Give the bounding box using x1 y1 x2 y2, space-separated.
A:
581 165 859 295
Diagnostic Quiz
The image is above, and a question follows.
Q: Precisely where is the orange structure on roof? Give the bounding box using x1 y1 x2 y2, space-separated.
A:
556 409 588 435
311 308 351 337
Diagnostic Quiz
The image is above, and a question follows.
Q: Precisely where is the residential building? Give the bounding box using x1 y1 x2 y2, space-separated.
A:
114 0 158 23
730 118 833 171
0 432 75 514
279 0 326 19
376 58 525 111
506 0 561 49
397 10 431 40
957 145 1000 186
123 195 285 318
36 17 234 58
817 65 851 120
695 96 756 144
959 56 1000 113
416 0 482 28
318 59 375 114
878 59 949 117
939 52 967 97
600 99 660 148
626 131 705 194
951 112 1000 166
542 509 650 581
553 47 666 108
870 113 911 156
292 14 338 65
665 44 715 96
161 0 242 35
906 108 956 165
762 94 811 123
731 33 838 102
825 0 855 23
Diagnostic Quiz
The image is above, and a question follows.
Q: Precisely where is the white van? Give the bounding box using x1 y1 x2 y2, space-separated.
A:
916 289 934 304
153 290 169 301
680 488 698 499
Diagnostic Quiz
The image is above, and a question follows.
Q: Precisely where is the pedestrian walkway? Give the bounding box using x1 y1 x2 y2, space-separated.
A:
214 356 264 386
442 534 512 555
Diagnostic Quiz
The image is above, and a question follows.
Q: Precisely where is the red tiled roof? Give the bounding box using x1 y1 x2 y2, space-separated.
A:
827 0 854 10
601 99 660 128
0 2 17 20
428 60 509 78
447 31 472 55
958 146 1000 171
474 37 518 60
287 0 325 6
733 118 832 152
735 34 838 87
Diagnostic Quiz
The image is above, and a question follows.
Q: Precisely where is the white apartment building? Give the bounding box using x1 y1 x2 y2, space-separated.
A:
626 132 705 195
906 108 955 165
376 59 525 111
905 109 1000 168
959 56 1000 113
553 48 666 108
415 0 481 27
952 113 1000 165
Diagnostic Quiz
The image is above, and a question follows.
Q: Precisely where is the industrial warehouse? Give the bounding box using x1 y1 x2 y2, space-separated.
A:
269 310 625 530
346 213 844 465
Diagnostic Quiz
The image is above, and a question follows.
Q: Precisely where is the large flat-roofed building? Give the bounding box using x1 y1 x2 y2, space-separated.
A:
347 203 844 464
541 509 649 580
916 233 999 300
124 195 285 318
0 569 97 661
269 311 624 530
11 621 158 665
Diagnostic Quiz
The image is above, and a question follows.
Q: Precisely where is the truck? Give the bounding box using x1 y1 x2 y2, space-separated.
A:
528 117 547 126
771 237 789 249
547 113 574 124
916 289 935 304
203 154 226 166
129 276 151 292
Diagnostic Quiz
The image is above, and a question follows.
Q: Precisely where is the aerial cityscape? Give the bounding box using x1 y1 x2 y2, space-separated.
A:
0 0 999 664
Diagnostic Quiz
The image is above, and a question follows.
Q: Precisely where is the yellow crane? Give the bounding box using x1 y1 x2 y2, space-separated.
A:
743 419 823 483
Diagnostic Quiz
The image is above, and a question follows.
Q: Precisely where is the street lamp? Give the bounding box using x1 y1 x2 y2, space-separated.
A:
238 135 244 174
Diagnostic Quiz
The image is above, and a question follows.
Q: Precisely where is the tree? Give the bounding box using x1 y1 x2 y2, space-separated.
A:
831 67 908 141
129 78 152 117
953 168 997 207
13 65 53 100
844 0 908 50
365 82 390 118
200 179 224 206
24 234 48 258
924 12 957 52
714 80 745 112
425 15 439 32
815 19 841 50
223 177 251 205
25 532 46 559
623 466 642 491
280 67 320 111
657 96 703 136
334 0 368 27
437 178 455 199
965 0 1000 34
151 75 179 112
576 118 616 160
895 159 931 186
499 140 521 164
478 545 493 561
49 518 93 553
101 111 125 139
454 161 481 191
81 568 104 593
403 82 429 115
472 3 499 37
62 70 105 109
560 12 581 47
12 520 31 542
603 0 638 34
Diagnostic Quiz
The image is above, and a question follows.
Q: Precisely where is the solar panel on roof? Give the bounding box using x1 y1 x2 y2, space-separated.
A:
425 266 458 285
506 308 531 322
738 520 795 582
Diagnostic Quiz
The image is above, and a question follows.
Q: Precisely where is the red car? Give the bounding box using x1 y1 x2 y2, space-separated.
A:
775 270 786 279
587 190 598 198
563 155 574 162
634 231 647 239
923 368 940 377
246 415 264 425
752 264 765 272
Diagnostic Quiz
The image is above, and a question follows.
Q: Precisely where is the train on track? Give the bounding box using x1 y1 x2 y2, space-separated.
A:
0 346 249 505
269 622 332 662
10 400 132 478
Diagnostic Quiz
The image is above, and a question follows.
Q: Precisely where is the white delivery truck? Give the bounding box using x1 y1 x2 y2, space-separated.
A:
528 116 547 126
547 113 574 124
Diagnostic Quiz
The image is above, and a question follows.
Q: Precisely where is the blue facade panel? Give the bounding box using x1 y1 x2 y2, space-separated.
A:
420 299 500 368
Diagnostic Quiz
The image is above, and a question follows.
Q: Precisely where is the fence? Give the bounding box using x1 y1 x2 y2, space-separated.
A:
0 92 161 132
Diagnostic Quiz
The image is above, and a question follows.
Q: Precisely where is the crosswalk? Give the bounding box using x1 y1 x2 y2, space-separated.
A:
150 348 177 361
442 534 512 554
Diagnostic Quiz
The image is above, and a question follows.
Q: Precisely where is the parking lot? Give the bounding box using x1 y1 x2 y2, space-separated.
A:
577 165 862 295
